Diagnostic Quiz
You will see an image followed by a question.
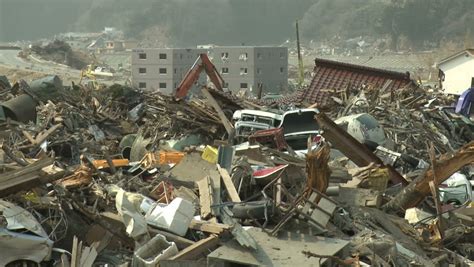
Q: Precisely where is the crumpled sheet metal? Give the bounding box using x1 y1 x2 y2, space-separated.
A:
0 200 53 265
0 200 48 237
130 134 151 162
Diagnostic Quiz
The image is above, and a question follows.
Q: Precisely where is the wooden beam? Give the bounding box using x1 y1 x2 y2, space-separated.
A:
384 141 474 213
0 157 60 197
217 164 241 203
196 176 213 219
306 143 330 197
0 157 53 183
209 169 221 217
167 235 219 261
315 112 408 185
189 219 231 234
201 87 234 137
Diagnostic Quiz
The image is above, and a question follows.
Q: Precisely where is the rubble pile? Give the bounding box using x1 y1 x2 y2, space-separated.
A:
322 85 470 160
253 83 471 160
28 40 94 69
0 75 473 266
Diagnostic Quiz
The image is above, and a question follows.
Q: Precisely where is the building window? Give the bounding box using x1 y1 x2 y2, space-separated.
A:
257 68 262 75
240 68 248 75
257 52 262 59
221 67 229 74
159 68 167 74
174 68 177 74
159 53 167 59
138 82 146 89
280 67 285 73
139 53 146 59
239 53 248 60
138 67 146 74
159 82 167 89
223 82 229 89
221 52 229 60
174 82 177 88
240 83 248 89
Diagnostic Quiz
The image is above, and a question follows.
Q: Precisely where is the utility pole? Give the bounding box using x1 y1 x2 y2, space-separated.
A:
296 20 304 87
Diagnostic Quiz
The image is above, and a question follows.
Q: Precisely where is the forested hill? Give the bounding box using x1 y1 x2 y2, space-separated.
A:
1 0 473 49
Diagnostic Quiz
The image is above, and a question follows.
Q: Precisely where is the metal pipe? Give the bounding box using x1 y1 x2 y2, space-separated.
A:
1 94 37 123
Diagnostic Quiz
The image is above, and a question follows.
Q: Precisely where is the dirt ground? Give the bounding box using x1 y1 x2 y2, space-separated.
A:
0 65 50 83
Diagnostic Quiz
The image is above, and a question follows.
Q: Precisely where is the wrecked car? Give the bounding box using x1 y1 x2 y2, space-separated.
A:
278 108 321 155
335 113 386 147
233 109 282 142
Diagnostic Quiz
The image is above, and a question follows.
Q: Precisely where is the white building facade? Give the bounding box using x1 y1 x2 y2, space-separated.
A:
438 49 474 95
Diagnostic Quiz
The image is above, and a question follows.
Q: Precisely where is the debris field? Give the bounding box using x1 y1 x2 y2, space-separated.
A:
0 73 473 267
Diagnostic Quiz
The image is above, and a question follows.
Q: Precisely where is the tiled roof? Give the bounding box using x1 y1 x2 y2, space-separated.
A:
317 54 428 73
298 58 413 107
251 58 414 108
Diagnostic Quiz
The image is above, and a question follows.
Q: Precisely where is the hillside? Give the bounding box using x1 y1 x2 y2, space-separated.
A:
1 0 474 50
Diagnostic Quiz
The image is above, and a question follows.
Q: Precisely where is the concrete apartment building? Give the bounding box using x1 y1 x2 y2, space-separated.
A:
131 46 288 95
131 48 206 94
209 46 288 94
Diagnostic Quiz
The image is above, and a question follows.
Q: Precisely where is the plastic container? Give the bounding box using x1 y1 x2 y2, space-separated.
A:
201 145 218 163
145 197 194 236
132 234 178 267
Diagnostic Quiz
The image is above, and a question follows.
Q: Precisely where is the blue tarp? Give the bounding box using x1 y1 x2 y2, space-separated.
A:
455 87 474 116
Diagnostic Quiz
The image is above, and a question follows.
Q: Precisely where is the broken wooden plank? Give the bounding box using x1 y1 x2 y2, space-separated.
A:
71 236 79 267
0 157 62 197
306 143 330 197
36 124 62 144
384 141 474 213
217 164 241 203
315 112 408 186
55 164 92 189
79 245 98 267
201 87 235 137
196 176 213 219
209 169 221 217
92 159 129 170
22 130 36 144
0 156 53 183
167 235 219 261
189 219 231 234
18 124 63 149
